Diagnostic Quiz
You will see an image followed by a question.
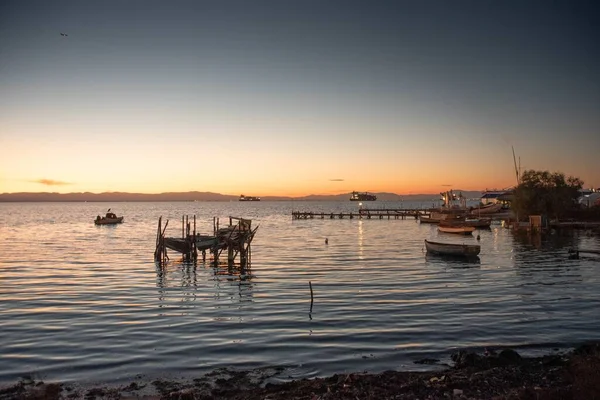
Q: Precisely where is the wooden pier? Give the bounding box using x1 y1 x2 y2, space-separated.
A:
292 208 433 220
154 215 258 267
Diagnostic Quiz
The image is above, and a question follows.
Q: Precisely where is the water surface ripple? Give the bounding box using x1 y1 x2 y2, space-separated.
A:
1 201 599 384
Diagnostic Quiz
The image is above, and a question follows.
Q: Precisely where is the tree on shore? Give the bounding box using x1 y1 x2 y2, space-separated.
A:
512 170 583 221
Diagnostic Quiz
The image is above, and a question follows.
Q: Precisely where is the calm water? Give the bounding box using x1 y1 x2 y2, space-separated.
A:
1 201 599 385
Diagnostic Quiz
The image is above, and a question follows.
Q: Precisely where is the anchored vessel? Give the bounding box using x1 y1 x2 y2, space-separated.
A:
94 209 123 225
438 225 476 235
424 239 480 257
350 191 377 201
239 194 260 201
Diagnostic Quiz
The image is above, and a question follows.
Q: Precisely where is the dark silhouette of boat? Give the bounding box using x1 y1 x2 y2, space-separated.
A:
350 191 377 201
94 209 123 225
239 194 260 201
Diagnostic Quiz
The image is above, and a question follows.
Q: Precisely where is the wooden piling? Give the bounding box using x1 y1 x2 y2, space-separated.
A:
309 281 314 313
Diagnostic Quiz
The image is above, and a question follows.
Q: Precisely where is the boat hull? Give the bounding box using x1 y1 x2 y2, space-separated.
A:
425 239 480 257
419 216 441 224
470 203 503 214
438 225 475 235
94 217 124 225
420 212 455 224
463 218 492 228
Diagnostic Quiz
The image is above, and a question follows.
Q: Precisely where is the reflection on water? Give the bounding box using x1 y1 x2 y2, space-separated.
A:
211 262 254 304
512 230 580 252
357 221 364 260
425 254 481 267
512 234 583 286
1 201 600 385
156 261 254 304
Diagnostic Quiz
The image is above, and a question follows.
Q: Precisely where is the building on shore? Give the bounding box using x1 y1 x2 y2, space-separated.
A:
480 189 514 205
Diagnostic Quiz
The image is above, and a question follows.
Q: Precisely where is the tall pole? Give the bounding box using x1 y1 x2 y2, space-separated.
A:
512 146 520 185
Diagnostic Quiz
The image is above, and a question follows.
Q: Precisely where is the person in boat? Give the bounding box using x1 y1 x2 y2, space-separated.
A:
96 215 101 221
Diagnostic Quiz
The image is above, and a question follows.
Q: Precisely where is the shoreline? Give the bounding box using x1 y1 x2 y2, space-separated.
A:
2 343 599 399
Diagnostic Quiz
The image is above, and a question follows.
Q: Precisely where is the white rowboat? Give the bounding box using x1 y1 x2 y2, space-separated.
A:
424 239 480 257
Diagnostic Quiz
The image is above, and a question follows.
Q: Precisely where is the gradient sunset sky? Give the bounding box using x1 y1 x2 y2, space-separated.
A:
1 0 598 196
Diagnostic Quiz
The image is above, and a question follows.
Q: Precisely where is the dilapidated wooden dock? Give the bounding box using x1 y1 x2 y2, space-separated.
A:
154 215 258 267
292 208 433 220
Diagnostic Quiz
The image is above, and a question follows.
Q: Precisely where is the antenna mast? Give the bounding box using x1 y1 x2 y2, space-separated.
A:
512 146 520 185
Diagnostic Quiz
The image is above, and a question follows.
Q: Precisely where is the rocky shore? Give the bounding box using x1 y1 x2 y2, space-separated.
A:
2 343 599 400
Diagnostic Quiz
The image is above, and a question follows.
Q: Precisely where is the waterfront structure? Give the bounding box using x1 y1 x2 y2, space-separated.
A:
480 189 514 205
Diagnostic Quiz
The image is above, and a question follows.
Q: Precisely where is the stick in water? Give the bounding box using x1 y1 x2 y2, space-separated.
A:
309 281 314 313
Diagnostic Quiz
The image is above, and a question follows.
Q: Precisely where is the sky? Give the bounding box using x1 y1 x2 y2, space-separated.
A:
1 0 599 196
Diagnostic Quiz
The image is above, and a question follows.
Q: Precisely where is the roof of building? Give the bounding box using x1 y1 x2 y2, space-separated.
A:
481 192 506 199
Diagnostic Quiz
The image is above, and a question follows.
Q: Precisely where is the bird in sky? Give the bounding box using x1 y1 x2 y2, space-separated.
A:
60 32 68 37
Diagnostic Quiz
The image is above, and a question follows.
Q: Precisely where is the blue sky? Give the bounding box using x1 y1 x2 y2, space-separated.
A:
1 0 598 194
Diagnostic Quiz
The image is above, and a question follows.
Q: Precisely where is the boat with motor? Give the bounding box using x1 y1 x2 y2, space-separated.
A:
94 209 124 225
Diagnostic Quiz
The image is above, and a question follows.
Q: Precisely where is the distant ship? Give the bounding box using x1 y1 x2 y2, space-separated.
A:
350 191 377 201
239 194 261 201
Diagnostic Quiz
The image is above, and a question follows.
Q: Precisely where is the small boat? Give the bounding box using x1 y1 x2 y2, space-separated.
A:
419 212 455 224
469 203 504 215
350 191 377 201
438 225 475 235
419 216 440 224
425 239 480 257
239 194 260 201
463 217 492 228
94 209 124 225
439 216 492 229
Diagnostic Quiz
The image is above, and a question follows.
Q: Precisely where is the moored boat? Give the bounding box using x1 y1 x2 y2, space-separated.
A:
438 225 476 235
419 215 440 224
469 203 504 215
94 209 124 225
424 239 480 257
463 217 492 228
439 216 492 229
350 191 377 201
419 212 451 224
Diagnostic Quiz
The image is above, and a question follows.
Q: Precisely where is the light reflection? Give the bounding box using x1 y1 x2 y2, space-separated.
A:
357 220 364 260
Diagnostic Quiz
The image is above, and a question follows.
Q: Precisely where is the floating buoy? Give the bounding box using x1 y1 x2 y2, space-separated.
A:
476 234 481 241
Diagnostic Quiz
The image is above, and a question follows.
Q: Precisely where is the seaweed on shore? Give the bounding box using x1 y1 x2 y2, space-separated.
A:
2 343 599 400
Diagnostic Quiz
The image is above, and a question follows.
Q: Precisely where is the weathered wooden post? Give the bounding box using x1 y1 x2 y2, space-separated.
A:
193 215 197 262
154 216 162 262
309 281 314 314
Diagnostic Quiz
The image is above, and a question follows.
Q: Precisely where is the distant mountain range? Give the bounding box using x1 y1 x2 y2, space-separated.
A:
0 190 484 202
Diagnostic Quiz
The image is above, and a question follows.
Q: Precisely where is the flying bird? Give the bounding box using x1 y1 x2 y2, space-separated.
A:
60 32 68 37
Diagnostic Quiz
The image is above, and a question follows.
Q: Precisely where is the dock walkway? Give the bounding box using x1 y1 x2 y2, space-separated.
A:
292 208 434 220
